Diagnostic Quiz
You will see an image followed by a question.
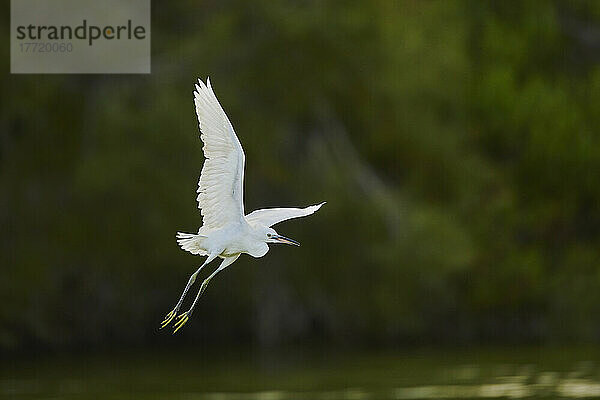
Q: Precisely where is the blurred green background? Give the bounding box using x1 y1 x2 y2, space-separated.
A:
3 0 600 358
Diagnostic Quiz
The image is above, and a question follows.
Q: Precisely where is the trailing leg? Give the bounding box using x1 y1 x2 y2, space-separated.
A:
160 253 218 329
173 255 240 333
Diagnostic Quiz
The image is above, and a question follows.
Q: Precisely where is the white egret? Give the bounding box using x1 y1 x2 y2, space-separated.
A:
161 78 325 333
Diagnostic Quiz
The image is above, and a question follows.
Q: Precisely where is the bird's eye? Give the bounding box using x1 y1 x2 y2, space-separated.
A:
267 233 271 237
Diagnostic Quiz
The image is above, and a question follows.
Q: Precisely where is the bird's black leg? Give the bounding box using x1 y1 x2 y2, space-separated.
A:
160 254 217 329
173 255 239 333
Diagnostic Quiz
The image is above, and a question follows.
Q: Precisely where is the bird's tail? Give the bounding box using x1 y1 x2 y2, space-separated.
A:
176 232 208 255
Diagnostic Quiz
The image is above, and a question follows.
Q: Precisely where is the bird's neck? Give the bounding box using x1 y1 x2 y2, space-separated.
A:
245 224 269 258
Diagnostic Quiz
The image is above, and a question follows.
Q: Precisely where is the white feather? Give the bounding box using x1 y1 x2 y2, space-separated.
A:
245 202 326 227
194 77 246 229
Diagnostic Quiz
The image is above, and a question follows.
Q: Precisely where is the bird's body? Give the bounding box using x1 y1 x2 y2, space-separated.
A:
179 220 268 258
161 78 324 333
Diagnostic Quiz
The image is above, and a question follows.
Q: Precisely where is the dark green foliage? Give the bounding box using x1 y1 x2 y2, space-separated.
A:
1 0 600 350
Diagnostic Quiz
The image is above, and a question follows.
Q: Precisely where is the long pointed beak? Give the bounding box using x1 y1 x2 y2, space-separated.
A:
273 235 300 246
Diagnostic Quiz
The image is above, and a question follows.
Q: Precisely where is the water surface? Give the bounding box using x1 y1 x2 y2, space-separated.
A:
3 347 600 399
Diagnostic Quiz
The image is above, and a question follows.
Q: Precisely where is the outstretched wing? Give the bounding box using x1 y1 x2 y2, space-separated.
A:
194 78 246 229
245 202 325 227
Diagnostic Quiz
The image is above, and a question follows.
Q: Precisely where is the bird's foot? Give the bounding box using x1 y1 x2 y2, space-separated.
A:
160 308 178 329
173 311 191 334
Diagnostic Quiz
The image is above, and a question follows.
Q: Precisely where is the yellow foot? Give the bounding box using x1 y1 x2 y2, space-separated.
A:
173 311 191 334
160 308 178 329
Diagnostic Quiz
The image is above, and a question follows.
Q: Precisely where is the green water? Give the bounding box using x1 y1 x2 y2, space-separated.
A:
3 347 600 399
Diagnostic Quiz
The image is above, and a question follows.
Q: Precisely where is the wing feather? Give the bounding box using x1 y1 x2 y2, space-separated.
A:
194 78 245 229
245 202 326 228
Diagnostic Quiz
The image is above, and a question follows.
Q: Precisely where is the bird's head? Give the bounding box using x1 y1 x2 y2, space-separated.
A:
263 226 300 246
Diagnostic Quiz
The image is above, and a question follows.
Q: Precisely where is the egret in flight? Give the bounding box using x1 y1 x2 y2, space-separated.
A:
161 78 325 333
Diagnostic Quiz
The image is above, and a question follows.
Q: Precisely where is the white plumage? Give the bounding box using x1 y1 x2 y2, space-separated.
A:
245 203 326 228
162 78 325 333
194 78 245 229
